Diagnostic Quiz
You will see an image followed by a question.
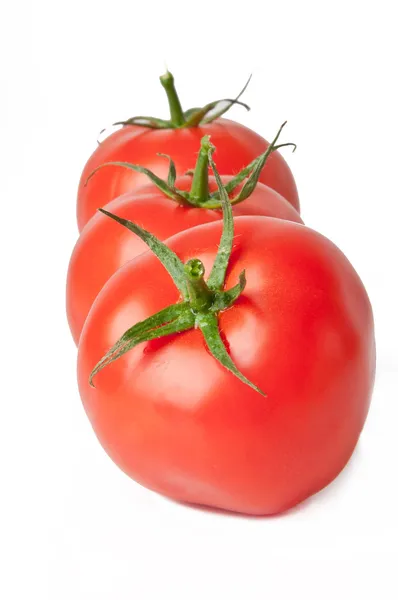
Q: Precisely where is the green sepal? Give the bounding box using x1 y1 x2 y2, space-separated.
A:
210 121 297 205
90 303 194 386
98 209 189 300
157 153 177 188
210 271 246 312
85 161 188 205
201 75 252 124
196 312 265 396
182 97 250 128
206 152 234 291
231 122 297 204
113 116 171 129
183 107 201 120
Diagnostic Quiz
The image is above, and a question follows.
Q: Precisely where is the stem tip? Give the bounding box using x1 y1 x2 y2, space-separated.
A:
159 70 173 85
184 258 206 281
200 135 215 155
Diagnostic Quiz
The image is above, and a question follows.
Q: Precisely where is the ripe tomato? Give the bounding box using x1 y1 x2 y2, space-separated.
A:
77 71 299 231
77 216 375 515
67 175 302 344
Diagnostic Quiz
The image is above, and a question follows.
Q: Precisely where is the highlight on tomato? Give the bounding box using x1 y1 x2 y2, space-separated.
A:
67 124 300 344
77 70 299 231
77 152 375 516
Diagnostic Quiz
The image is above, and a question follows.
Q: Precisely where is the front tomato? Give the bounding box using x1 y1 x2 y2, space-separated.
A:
77 209 375 515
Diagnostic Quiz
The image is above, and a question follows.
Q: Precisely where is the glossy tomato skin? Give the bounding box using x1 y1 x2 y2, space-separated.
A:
67 175 302 344
77 118 299 231
78 217 375 515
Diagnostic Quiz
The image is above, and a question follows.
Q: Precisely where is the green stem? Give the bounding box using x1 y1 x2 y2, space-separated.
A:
184 259 214 312
159 71 185 128
189 135 214 205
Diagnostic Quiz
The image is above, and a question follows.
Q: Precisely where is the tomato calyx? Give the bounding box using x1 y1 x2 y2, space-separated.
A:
112 70 251 130
86 122 296 209
184 258 247 313
89 153 265 396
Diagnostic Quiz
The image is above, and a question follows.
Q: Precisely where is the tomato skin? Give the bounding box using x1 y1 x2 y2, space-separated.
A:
67 175 302 344
77 217 375 515
77 118 299 231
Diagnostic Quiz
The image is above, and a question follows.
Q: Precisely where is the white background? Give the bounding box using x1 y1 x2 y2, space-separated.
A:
1 1 397 598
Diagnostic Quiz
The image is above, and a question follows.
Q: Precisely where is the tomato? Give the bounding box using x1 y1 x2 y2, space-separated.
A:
77 122 299 231
77 71 299 231
69 133 300 344
68 175 302 345
77 215 375 515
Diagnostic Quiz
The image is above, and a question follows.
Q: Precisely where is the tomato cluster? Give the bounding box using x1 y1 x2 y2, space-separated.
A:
67 71 375 515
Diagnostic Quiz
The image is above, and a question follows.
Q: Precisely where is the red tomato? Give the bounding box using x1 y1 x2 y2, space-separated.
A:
67 175 302 344
77 119 299 231
78 216 375 515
